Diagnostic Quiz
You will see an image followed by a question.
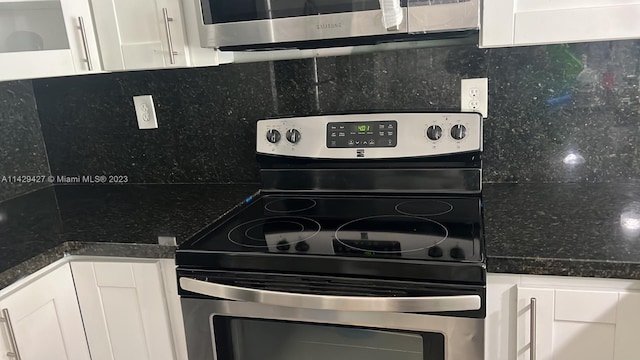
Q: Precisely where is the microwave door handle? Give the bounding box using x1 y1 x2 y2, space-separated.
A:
180 277 481 312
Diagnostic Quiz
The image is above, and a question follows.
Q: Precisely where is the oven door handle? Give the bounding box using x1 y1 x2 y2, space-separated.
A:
179 277 481 312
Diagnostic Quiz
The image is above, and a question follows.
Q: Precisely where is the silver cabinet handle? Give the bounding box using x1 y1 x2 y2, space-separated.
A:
530 298 537 360
77 17 93 71
162 8 179 65
180 277 481 312
1 309 22 360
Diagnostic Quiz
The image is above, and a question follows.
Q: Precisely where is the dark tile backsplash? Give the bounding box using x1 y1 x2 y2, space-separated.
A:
310 45 489 114
33 63 275 184
0 187 61 270
29 39 640 185
485 43 640 183
0 81 51 201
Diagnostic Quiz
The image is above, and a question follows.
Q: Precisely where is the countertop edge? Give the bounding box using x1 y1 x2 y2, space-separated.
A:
4 246 640 290
0 241 176 290
487 256 640 280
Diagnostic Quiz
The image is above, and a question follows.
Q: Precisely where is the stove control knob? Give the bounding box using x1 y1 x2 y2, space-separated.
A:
295 241 310 252
451 124 467 140
276 240 290 251
450 246 466 260
286 129 301 144
428 246 443 258
426 125 443 141
266 129 281 144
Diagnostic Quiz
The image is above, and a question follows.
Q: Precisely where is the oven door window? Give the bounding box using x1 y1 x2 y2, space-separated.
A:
213 317 444 360
202 0 397 24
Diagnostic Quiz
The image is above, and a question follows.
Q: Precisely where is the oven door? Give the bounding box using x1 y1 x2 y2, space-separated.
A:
179 277 484 360
196 0 409 49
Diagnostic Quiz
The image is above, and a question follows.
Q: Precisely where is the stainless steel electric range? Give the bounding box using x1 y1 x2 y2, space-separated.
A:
176 112 486 360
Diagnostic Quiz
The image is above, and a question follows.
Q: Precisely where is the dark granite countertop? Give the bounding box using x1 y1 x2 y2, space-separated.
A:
484 183 640 280
2 182 640 289
0 184 259 288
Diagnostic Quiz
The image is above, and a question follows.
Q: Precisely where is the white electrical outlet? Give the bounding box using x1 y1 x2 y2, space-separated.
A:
133 95 158 129
461 78 488 118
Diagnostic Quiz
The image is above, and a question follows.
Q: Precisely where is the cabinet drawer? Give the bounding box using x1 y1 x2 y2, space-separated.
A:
555 290 618 324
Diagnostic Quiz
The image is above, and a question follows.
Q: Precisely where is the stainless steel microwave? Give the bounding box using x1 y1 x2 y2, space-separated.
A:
194 0 480 51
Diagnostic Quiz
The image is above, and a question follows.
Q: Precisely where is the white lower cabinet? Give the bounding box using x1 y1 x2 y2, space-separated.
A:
71 260 182 360
0 263 91 360
486 274 640 360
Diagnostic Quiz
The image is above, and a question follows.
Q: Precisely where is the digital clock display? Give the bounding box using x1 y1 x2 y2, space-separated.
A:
327 121 397 148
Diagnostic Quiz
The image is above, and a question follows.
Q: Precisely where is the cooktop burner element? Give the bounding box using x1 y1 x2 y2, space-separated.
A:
227 216 321 249
186 195 482 262
395 200 454 217
264 198 317 213
334 215 448 254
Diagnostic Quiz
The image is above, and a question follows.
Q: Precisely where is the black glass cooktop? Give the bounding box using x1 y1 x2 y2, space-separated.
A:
183 194 483 262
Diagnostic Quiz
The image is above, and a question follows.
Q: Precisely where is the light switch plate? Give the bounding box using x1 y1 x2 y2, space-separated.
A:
133 95 158 129
461 78 488 118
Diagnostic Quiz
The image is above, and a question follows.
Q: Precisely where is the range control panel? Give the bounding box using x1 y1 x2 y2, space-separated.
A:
327 121 397 148
257 113 482 159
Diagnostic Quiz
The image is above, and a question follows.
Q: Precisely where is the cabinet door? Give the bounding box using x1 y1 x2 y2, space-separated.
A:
485 274 519 360
0 264 91 360
482 0 640 48
480 0 515 47
158 259 188 360
0 0 100 81
71 261 177 360
0 314 12 360
90 0 189 70
513 0 640 46
517 286 619 360
614 292 640 359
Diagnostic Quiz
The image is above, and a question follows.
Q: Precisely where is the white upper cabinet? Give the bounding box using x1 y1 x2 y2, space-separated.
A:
0 263 91 360
481 0 640 48
90 0 190 70
0 0 101 81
